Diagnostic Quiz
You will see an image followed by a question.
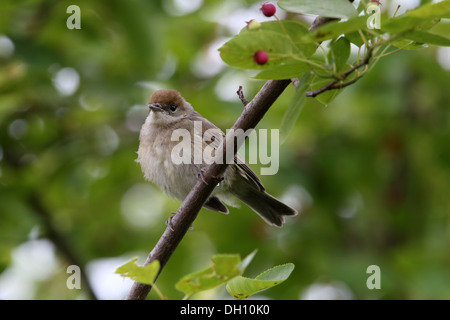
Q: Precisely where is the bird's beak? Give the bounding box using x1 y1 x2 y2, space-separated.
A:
148 103 163 113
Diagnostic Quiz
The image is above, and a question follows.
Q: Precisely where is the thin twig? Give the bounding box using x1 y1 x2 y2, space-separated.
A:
237 86 249 106
306 47 373 98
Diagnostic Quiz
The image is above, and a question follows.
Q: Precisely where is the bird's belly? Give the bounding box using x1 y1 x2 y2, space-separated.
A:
137 131 234 202
138 142 201 200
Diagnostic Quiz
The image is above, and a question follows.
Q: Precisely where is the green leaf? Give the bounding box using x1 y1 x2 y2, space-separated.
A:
382 16 430 34
278 0 357 19
315 86 343 106
403 30 450 47
115 258 160 285
329 37 351 72
310 75 344 106
175 254 242 296
382 1 450 34
407 1 450 20
391 39 428 50
280 71 312 144
254 62 309 80
219 30 296 69
238 249 258 274
226 263 295 300
242 20 318 57
220 20 319 70
345 32 366 48
304 15 369 42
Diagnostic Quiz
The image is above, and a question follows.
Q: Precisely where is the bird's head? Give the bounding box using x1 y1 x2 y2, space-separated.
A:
147 89 194 125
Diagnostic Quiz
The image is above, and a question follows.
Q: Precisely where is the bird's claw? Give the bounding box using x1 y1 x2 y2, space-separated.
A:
165 215 175 232
165 211 194 231
197 168 208 185
198 168 224 185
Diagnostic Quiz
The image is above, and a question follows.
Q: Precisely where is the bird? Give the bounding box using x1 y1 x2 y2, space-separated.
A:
137 89 297 227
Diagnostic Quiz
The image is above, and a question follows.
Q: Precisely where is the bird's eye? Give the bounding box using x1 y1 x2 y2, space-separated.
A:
170 105 177 112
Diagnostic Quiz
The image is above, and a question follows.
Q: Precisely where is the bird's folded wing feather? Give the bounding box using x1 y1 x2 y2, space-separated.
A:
193 114 265 192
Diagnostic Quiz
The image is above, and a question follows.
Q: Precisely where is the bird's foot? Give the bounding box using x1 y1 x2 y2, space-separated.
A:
198 168 224 185
165 211 194 231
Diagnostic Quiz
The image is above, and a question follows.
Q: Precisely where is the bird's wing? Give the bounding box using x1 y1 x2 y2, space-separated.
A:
194 114 265 192
234 154 265 192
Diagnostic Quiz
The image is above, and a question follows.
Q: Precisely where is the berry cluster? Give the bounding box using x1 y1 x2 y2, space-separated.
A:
251 2 277 65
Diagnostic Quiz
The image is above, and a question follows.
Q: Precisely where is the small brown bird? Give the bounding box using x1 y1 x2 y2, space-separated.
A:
137 89 297 227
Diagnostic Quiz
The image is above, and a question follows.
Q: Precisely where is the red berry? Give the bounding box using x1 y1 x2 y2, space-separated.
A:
254 50 268 65
260 2 276 17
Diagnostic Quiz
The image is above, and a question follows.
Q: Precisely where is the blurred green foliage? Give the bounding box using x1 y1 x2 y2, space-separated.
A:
0 0 449 300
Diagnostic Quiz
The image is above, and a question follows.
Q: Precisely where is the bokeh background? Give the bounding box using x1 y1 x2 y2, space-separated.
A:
1 0 449 300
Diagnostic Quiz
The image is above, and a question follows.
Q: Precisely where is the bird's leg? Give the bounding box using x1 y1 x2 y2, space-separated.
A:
198 168 224 186
165 212 176 231
197 168 208 185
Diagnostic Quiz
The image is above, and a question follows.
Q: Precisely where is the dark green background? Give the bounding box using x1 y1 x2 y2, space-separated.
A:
0 0 449 299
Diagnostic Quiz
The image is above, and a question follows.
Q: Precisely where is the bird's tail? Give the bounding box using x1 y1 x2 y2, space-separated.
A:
230 178 298 227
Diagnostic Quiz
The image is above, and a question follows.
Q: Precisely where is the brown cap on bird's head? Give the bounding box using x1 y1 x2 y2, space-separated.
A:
149 89 184 107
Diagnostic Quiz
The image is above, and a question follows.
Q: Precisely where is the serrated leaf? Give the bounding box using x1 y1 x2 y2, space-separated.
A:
115 258 160 285
278 0 357 19
219 20 320 70
219 30 296 69
226 263 295 300
241 21 318 57
280 71 312 144
175 254 241 296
